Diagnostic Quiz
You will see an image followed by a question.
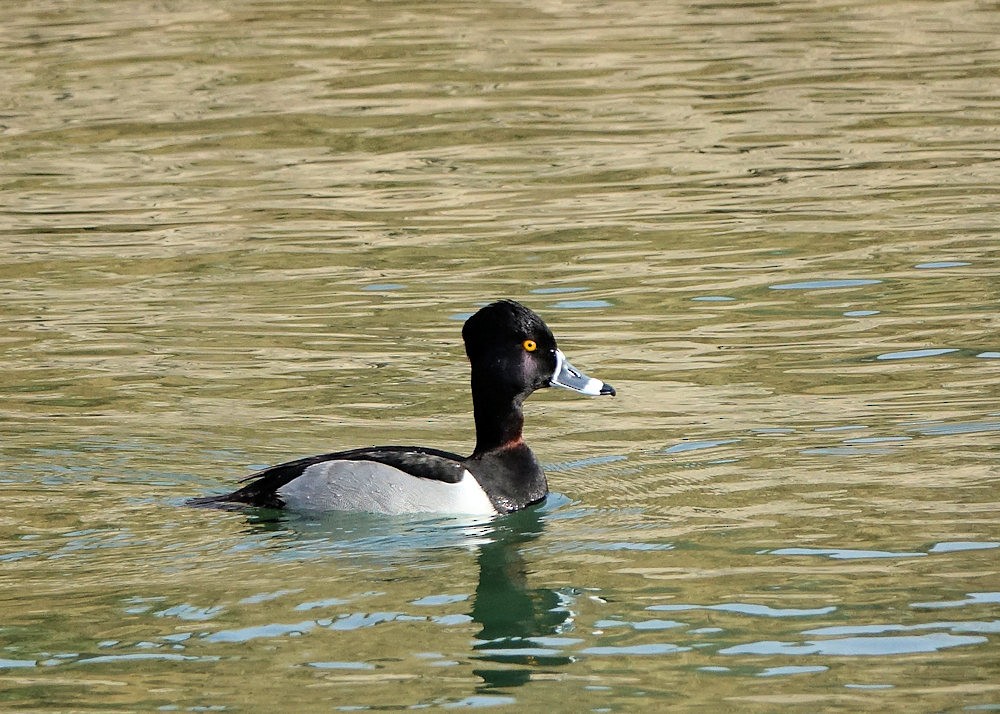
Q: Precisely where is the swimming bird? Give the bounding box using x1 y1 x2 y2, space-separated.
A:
189 299 615 515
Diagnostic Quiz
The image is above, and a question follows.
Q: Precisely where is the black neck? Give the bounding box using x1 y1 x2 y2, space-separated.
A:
470 373 525 456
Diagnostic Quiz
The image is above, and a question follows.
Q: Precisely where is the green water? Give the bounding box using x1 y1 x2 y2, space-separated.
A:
2 0 999 710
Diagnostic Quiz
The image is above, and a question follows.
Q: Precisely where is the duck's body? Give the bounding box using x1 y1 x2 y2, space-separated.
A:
189 300 614 515
196 443 542 515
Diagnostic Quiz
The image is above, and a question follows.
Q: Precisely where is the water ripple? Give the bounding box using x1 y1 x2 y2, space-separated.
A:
720 633 986 657
911 593 1000 610
648 603 836 618
766 547 926 560
875 348 959 360
770 279 882 290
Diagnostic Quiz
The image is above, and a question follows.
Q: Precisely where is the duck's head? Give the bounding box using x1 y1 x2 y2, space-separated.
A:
462 299 616 400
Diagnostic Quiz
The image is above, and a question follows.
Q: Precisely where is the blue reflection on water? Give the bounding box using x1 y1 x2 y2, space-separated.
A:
154 604 225 621
928 542 999 554
875 348 959 360
0 658 37 669
766 547 925 560
550 299 613 309
204 621 316 643
411 594 469 606
915 261 970 269
912 421 1000 436
720 633 985 657
580 643 689 656
78 653 215 664
307 661 374 670
804 621 1000 636
770 279 882 290
596 619 685 630
649 603 836 618
663 439 739 454
757 665 828 677
911 592 1000 610
545 454 627 472
442 695 517 708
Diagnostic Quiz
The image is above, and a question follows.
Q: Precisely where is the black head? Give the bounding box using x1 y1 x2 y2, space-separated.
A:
462 300 559 396
462 299 615 398
461 299 614 455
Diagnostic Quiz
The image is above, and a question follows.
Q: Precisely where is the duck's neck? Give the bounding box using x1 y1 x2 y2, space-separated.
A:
470 374 525 456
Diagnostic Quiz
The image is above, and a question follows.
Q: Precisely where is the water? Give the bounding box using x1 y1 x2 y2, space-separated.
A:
2 0 999 710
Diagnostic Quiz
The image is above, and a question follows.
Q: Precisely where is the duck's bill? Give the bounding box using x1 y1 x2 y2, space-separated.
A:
550 349 616 396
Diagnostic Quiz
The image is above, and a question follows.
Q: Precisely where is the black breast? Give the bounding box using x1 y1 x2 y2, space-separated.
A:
464 443 547 514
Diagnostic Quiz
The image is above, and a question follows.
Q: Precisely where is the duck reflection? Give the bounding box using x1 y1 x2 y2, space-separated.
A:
238 505 572 689
471 507 574 688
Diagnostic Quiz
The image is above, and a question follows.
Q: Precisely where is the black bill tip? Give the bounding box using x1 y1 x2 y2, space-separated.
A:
600 383 616 397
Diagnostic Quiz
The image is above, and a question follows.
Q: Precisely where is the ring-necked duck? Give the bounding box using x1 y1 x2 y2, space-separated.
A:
189 299 615 515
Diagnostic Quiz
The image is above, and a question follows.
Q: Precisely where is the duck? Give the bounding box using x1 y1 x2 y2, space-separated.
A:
188 299 615 515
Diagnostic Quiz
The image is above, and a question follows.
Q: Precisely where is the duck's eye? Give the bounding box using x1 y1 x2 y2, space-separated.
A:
522 339 537 352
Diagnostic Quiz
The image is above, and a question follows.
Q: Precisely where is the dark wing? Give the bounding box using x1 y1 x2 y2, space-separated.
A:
188 446 468 509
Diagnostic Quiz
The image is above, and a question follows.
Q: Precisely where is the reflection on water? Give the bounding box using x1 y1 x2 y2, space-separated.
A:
2 0 1000 709
228 506 574 687
471 509 573 686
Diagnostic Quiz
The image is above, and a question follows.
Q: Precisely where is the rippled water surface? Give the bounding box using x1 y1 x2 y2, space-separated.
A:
2 0 999 710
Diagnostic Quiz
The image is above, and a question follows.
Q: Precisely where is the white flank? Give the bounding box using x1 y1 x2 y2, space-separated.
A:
276 460 497 515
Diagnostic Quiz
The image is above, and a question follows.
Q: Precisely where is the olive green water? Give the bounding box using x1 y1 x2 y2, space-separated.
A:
2 0 999 711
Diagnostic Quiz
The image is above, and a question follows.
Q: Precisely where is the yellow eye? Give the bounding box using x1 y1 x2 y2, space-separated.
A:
522 339 537 352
